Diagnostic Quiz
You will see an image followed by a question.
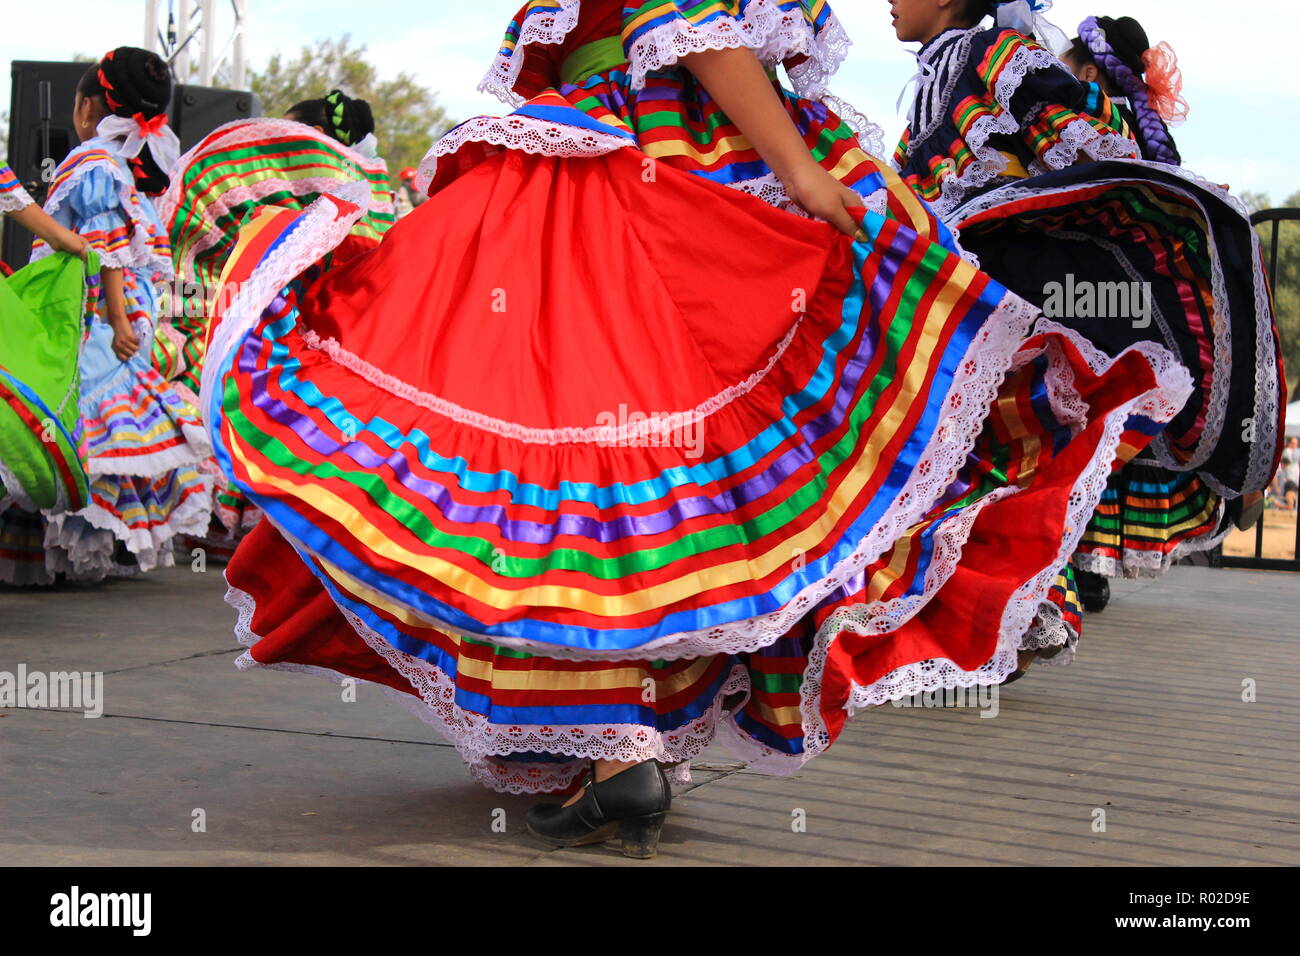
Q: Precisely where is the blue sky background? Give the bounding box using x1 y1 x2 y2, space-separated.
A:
3 0 1297 202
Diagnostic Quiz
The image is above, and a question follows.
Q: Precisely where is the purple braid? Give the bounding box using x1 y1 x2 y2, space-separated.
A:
1078 16 1179 165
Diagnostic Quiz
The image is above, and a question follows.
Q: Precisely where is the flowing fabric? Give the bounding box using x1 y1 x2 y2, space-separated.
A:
1060 81 1221 578
213 0 1190 792
2 138 213 585
0 251 98 514
894 26 1284 584
153 118 395 546
158 117 396 396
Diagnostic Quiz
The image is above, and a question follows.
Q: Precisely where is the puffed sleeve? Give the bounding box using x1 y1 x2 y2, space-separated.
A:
63 163 138 265
0 162 34 213
479 0 582 105
621 0 848 97
974 29 1137 173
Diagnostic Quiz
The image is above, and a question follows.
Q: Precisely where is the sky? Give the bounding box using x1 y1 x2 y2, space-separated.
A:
2 0 1297 202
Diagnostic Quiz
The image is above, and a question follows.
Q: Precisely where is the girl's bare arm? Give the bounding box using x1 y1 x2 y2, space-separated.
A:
679 46 861 236
8 204 89 257
100 266 141 361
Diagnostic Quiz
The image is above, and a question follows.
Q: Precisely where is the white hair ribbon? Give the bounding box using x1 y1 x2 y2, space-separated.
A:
350 132 380 161
995 0 1069 56
95 113 181 177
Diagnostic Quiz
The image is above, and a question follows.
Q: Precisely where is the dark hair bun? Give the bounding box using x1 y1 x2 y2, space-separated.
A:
324 89 375 147
1096 16 1150 74
98 46 172 119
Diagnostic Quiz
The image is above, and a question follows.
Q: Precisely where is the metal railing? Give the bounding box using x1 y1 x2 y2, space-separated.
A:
1220 207 1299 572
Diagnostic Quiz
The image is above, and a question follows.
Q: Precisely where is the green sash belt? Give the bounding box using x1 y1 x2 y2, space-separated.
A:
560 36 627 87
558 34 781 87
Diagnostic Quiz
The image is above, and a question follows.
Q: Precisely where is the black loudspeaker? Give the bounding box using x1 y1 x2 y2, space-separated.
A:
3 60 92 268
3 62 261 268
171 84 262 153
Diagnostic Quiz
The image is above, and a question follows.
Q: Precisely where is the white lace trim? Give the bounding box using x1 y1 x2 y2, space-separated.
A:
300 314 804 444
901 38 1139 222
1028 115 1143 177
784 11 851 101
951 172 1280 498
904 27 980 164
30 142 174 280
717 172 888 222
799 324 1192 747
413 113 632 194
0 182 33 212
43 474 213 575
729 171 804 213
1072 508 1231 579
414 93 885 203
478 0 583 107
197 181 373 425
1018 597 1079 660
158 118 392 282
623 0 850 98
82 427 212 478
820 91 885 158
227 579 757 794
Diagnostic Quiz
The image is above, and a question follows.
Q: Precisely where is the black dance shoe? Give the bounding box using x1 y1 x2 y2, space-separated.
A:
1076 569 1110 613
525 760 672 859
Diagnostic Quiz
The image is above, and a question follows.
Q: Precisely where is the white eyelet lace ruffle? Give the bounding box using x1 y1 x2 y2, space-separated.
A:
950 173 1281 499
1018 596 1079 663
798 323 1193 752
820 91 885 159
898 38 1140 222
414 114 633 194
478 0 583 107
623 0 851 99
43 474 213 577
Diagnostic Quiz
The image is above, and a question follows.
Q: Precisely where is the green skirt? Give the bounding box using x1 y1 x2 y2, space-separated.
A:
0 249 98 512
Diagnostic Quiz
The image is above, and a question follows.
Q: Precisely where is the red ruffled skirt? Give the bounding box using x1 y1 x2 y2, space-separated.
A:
205 147 1189 792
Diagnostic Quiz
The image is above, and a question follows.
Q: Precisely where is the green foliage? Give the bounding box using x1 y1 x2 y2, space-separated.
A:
249 35 449 184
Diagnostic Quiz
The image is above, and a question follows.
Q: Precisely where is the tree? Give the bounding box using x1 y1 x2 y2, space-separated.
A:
249 35 450 183
1240 190 1271 216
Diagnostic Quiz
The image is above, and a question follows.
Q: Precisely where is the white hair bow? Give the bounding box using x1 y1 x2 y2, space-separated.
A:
996 0 1069 56
95 113 181 177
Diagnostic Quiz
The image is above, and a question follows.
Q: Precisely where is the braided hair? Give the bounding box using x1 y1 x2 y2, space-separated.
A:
1074 16 1182 165
76 47 174 194
285 90 375 148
